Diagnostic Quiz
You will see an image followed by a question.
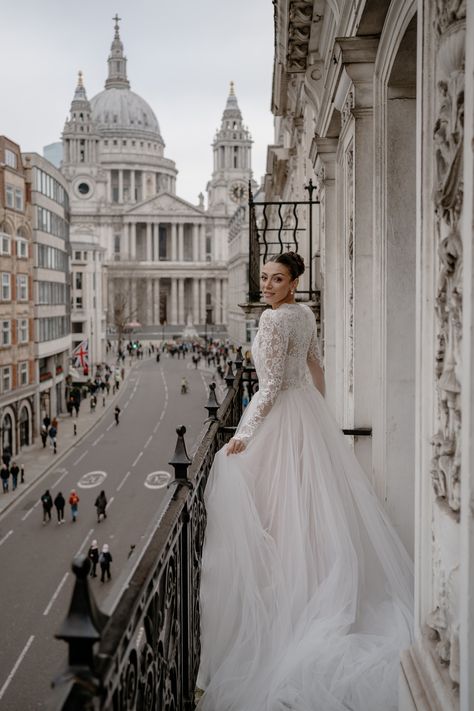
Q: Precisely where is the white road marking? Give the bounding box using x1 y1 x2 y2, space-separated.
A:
106 422 114 431
0 635 35 701
76 528 94 557
73 450 88 466
43 573 70 616
53 470 69 488
145 471 171 489
144 435 152 449
0 530 13 548
132 451 143 467
107 496 115 508
92 433 104 447
21 500 40 522
116 471 131 491
78 471 107 489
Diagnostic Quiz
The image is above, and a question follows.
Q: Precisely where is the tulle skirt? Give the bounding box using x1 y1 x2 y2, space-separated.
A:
197 384 413 711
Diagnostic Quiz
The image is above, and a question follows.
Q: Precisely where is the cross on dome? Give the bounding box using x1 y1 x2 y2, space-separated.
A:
113 13 121 36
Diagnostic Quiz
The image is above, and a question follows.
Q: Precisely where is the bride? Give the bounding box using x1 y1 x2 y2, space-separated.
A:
197 252 413 711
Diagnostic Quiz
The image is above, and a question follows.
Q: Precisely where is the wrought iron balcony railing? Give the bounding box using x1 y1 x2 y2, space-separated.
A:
248 181 320 303
49 350 258 711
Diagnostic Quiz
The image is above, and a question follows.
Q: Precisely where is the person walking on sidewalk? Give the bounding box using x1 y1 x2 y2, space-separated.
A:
99 544 112 582
49 425 57 454
41 490 53 524
88 540 99 577
1 464 10 493
94 490 108 523
10 462 19 491
114 406 121 425
69 490 80 522
54 491 66 524
40 424 48 448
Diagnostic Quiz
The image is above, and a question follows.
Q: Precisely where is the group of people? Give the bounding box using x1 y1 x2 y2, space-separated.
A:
87 539 113 582
1 449 23 494
40 415 58 454
40 489 80 523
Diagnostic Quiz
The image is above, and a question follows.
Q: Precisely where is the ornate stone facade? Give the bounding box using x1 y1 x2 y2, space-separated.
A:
267 0 474 707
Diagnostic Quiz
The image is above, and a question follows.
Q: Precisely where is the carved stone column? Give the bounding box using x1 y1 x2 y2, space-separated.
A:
171 223 177 261
146 222 152 262
312 137 338 418
130 223 136 261
178 278 185 325
335 36 378 473
178 224 184 262
400 3 466 709
170 278 178 324
146 279 153 325
192 279 199 324
200 278 206 323
215 279 222 324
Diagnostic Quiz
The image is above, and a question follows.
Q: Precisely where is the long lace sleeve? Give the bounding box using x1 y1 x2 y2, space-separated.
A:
307 323 323 367
235 310 289 445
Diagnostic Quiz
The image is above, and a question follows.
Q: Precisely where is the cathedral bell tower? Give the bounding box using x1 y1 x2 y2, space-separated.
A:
207 82 253 214
62 71 99 173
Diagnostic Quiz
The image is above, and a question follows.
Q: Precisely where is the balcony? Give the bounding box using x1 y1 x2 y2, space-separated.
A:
50 352 256 709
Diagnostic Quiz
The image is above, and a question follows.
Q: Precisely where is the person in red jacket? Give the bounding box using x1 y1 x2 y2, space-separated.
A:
69 489 80 522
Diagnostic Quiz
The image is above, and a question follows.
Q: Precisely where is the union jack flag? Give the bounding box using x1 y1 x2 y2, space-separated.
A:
72 339 89 370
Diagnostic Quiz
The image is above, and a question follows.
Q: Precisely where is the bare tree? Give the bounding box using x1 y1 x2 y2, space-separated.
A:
108 278 139 351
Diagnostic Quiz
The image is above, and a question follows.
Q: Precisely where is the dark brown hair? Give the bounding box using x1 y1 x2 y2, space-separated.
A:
267 251 305 280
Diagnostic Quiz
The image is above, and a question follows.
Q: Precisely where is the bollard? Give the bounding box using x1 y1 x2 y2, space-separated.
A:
21 466 25 484
74 423 77 436
102 396 106 407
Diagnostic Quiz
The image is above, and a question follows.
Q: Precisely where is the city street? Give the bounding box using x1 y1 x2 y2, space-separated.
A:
0 352 224 710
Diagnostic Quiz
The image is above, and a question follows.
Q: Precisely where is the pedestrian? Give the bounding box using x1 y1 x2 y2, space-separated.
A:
94 490 108 523
54 491 65 524
114 406 121 425
10 461 19 491
41 489 53 524
99 544 112 582
88 539 99 577
43 414 51 430
69 489 80 522
40 424 48 448
49 425 57 454
1 464 10 493
2 447 12 468
90 394 97 412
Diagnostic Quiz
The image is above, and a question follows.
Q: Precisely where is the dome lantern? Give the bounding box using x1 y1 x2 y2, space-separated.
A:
105 13 130 90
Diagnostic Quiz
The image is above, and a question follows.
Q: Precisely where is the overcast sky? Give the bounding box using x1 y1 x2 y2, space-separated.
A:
1 0 275 204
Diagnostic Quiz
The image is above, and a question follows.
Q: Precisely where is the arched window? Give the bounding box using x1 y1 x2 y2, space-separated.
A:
19 407 30 447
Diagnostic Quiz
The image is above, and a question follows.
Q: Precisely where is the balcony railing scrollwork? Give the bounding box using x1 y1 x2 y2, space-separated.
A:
49 355 258 711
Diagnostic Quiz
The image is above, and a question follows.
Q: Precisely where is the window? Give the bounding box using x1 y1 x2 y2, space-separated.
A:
75 272 83 290
18 362 28 387
1 273 11 301
75 296 83 308
16 238 28 258
1 234 10 255
15 188 23 211
5 149 17 168
5 185 14 208
18 318 28 343
17 274 28 301
1 320 11 347
2 366 12 392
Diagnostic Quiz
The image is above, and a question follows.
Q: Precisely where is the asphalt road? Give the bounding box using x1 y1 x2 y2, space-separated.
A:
0 352 223 710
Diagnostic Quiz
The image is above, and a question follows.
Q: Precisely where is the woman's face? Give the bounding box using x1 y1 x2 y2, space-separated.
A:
260 261 296 308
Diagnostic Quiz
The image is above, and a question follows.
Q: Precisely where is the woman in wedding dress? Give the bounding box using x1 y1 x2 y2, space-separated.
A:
197 252 413 711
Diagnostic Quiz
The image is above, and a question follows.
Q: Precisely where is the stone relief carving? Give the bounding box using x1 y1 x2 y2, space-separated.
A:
427 4 465 684
341 90 354 128
287 1 313 72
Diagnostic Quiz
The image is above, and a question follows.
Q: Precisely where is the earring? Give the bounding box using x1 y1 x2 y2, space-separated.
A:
291 289 295 294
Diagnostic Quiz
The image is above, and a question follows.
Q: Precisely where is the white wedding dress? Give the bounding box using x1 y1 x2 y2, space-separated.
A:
197 303 413 711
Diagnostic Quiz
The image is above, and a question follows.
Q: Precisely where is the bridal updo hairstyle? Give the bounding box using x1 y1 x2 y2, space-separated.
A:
267 251 305 280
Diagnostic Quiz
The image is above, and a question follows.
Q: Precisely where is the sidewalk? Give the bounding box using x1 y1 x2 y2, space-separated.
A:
0 362 133 518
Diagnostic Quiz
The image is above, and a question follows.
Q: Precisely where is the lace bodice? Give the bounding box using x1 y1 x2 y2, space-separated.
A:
236 303 321 445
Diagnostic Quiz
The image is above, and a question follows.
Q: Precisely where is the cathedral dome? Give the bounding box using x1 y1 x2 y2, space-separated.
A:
90 88 163 143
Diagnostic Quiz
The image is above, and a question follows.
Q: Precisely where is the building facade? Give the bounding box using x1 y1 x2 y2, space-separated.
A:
0 137 36 456
265 1 473 708
23 153 71 429
61 20 253 362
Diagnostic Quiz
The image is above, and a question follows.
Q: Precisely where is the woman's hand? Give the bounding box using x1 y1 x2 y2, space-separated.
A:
226 437 246 455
